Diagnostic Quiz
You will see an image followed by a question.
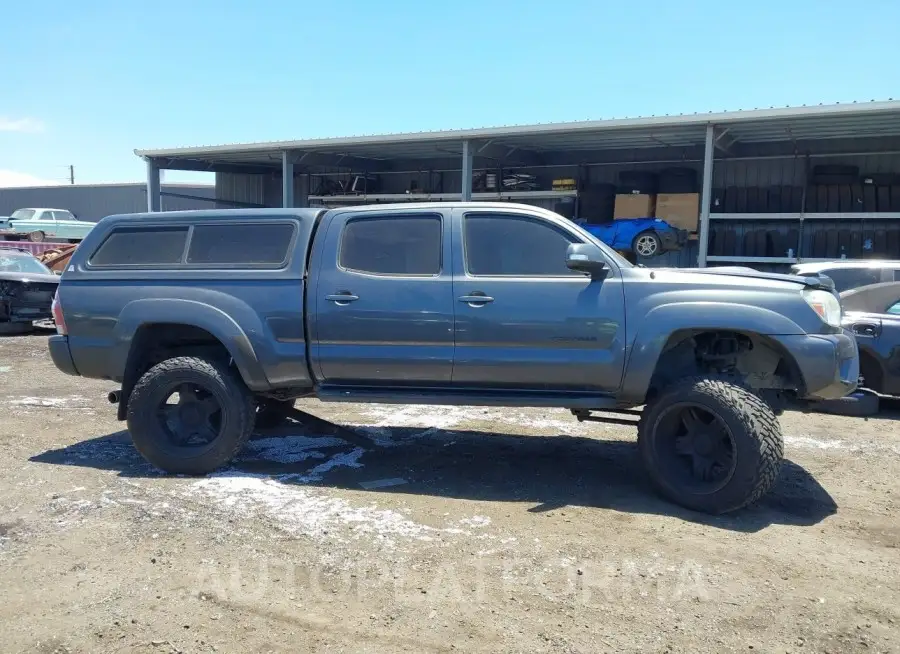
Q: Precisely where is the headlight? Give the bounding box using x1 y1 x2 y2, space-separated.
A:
803 289 842 327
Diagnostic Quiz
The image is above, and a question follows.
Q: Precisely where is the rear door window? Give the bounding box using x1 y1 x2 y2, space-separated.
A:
90 227 189 266
186 223 295 266
339 214 442 275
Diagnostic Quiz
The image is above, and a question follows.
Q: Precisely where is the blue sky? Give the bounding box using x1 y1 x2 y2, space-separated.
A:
2 0 899 187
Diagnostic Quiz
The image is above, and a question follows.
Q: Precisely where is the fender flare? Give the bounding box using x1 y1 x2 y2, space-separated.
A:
111 298 269 392
619 301 805 404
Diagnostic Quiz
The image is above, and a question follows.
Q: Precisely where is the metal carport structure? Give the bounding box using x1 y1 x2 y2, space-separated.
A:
136 100 900 267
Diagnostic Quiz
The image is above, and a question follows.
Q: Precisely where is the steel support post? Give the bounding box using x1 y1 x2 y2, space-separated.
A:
146 159 162 212
697 123 716 267
461 140 473 201
282 151 295 208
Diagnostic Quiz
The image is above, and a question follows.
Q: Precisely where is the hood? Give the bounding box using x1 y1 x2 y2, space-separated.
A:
664 266 835 291
0 271 60 285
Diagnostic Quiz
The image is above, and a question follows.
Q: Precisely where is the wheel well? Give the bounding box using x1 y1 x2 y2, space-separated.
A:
646 330 805 404
117 323 231 420
858 349 883 393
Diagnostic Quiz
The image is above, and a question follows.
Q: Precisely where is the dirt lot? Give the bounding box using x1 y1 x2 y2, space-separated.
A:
1 332 898 654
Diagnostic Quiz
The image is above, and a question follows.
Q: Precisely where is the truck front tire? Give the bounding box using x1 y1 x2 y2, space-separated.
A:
126 356 255 475
637 377 783 514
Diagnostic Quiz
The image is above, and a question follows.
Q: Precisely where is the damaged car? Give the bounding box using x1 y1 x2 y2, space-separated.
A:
0 248 59 335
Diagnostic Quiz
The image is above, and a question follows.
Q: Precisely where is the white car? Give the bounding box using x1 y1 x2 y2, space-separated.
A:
0 208 96 243
791 260 900 294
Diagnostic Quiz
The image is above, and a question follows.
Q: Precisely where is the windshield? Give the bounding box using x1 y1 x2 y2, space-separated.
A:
0 253 53 275
9 209 36 221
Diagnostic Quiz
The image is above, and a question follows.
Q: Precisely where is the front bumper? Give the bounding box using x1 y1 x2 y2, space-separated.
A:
772 330 859 401
48 335 79 377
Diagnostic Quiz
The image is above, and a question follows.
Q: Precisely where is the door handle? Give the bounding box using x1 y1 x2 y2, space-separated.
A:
852 323 879 337
326 292 359 304
458 294 494 305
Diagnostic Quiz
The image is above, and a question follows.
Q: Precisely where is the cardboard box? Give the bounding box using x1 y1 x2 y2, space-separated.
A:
614 193 656 219
655 192 700 231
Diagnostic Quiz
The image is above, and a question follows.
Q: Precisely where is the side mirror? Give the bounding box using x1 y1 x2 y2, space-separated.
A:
566 243 610 280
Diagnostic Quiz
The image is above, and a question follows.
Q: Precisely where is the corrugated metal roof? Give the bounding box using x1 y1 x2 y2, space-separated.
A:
136 100 900 164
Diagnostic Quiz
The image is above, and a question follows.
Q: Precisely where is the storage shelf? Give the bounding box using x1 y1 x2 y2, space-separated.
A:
308 190 578 203
711 212 900 221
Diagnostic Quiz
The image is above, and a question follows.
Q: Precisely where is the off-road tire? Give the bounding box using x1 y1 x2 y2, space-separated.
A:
637 377 784 514
126 356 255 474
256 398 297 430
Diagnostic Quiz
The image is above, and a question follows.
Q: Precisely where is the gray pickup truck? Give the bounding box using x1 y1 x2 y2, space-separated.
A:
47 203 859 514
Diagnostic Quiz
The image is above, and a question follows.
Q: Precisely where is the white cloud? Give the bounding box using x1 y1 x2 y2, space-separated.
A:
0 117 45 133
0 169 59 188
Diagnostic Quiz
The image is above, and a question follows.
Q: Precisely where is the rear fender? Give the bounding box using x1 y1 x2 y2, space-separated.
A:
111 298 269 392
620 302 804 404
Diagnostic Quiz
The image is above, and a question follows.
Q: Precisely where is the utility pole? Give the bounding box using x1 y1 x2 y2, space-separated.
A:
69 165 75 185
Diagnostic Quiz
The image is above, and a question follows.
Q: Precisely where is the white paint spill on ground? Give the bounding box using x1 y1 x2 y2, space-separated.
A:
785 435 848 450
456 515 491 528
190 472 503 551
245 436 345 464
288 447 366 482
9 395 91 409
359 404 477 430
191 474 432 547
187 425 501 549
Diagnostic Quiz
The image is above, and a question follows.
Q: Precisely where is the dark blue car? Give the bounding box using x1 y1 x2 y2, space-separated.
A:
574 218 687 258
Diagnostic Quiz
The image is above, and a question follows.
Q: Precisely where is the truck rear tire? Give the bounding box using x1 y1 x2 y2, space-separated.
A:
126 356 255 474
637 377 783 514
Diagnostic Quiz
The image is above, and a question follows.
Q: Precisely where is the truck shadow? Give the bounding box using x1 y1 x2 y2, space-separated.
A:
29 422 837 533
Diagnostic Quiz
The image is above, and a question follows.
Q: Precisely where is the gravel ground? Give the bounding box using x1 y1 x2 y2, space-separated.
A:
0 332 898 653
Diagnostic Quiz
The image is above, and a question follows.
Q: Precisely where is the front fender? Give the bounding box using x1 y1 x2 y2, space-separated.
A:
111 298 269 391
619 301 805 404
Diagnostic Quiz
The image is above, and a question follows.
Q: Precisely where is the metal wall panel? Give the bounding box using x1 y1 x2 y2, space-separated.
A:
215 173 270 207
0 184 215 222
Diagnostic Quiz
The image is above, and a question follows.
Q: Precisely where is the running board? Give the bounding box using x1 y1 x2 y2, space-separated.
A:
316 386 619 410
571 408 642 427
